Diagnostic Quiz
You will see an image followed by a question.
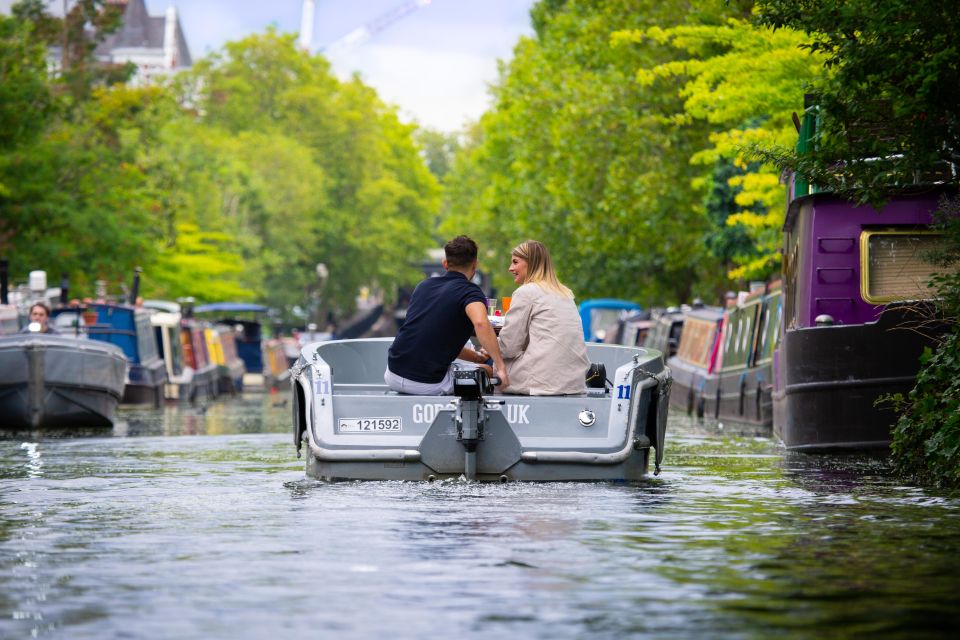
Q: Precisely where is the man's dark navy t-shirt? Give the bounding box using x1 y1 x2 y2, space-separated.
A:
388 270 486 384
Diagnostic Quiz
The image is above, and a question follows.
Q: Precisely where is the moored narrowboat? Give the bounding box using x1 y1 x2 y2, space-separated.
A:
578 299 643 343
83 302 167 406
711 284 780 425
214 324 246 395
667 304 724 418
0 332 127 429
772 190 952 450
642 307 685 360
193 302 270 389
180 318 219 402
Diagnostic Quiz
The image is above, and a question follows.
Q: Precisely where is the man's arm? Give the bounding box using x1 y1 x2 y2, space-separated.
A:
464 301 509 389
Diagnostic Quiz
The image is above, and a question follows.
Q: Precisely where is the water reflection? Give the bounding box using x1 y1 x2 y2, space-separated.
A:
20 442 43 478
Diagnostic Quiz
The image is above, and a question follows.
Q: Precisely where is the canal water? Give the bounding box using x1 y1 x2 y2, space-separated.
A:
2 393 959 639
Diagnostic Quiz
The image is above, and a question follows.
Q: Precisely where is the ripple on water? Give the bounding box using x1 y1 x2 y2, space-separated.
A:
1 397 959 638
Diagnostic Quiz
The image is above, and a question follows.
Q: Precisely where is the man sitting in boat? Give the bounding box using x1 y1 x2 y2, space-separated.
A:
21 302 58 334
385 235 508 395
485 239 589 395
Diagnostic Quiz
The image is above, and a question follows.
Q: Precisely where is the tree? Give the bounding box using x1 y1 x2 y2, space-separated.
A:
0 10 52 152
755 0 960 201
415 128 461 182
615 17 823 280
442 0 743 305
179 30 439 317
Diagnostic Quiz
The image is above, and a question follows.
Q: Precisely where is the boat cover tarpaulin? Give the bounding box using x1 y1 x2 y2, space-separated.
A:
194 303 269 313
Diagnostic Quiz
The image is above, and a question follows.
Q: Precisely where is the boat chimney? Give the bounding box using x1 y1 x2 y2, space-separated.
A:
128 266 142 305
29 270 47 295
60 272 69 305
180 296 195 318
0 258 7 305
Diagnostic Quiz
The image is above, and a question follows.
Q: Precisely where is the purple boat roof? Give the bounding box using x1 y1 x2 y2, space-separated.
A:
783 188 950 328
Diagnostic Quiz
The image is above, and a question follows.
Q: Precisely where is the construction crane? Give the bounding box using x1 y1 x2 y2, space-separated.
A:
299 0 434 54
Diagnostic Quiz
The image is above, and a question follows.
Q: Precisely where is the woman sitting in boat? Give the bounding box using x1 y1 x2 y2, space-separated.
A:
21 302 58 334
487 240 589 395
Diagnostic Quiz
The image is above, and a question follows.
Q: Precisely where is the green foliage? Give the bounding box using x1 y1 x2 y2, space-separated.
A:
415 128 460 182
0 12 52 152
443 0 743 305
890 332 960 487
171 30 439 318
1 10 440 324
149 223 250 301
887 196 960 486
703 158 762 272
616 17 823 280
755 0 960 203
1 83 167 290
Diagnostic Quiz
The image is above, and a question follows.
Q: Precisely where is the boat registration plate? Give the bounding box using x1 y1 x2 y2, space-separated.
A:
338 417 402 432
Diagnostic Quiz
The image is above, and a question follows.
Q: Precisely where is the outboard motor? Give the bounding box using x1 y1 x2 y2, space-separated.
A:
452 368 503 480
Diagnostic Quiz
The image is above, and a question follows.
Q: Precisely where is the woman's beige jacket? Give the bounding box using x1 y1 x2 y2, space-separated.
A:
497 282 590 395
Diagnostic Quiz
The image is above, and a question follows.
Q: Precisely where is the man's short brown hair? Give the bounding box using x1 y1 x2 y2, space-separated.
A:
444 235 478 269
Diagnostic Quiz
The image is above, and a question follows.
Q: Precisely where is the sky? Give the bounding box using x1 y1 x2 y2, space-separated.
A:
0 0 538 130
153 0 539 131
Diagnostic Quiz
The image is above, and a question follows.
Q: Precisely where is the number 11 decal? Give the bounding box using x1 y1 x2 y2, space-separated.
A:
616 384 631 400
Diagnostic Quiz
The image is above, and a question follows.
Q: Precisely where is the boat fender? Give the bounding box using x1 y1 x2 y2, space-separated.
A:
738 372 747 415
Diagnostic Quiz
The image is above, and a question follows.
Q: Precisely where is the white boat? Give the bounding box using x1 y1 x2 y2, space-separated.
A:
291 338 671 482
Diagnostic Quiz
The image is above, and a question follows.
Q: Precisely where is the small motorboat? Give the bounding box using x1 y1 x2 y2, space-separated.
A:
0 333 127 429
291 338 671 482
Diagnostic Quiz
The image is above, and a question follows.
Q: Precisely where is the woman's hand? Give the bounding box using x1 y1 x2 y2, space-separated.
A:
476 347 491 363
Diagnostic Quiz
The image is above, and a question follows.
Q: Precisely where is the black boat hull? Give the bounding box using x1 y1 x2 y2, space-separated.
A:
773 305 947 450
669 358 773 427
0 335 127 429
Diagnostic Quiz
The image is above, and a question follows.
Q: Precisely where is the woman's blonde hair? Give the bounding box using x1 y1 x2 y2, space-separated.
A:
512 240 574 299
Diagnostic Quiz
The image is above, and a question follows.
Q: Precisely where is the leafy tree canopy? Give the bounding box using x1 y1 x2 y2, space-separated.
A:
754 0 960 202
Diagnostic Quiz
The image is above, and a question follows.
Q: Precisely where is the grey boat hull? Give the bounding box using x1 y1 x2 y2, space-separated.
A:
292 338 671 482
0 334 127 429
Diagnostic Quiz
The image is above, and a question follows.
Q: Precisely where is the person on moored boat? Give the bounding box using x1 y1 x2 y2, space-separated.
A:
384 235 508 395
490 240 589 395
21 302 58 334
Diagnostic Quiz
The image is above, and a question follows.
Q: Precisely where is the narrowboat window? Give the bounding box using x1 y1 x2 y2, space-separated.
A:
757 308 770 355
860 231 947 304
741 314 753 355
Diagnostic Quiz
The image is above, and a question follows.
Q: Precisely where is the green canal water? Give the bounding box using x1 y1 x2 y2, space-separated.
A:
1 394 958 639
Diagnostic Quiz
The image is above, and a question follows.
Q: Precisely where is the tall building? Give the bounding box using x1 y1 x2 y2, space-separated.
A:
94 0 192 85
0 0 192 84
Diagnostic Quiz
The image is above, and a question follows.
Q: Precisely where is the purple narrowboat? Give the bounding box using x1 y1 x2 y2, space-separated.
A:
772 187 953 450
